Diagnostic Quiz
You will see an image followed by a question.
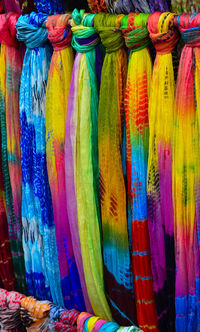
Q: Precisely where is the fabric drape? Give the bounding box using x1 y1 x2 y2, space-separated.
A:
147 0 170 11
171 0 199 13
173 13 200 332
2 0 21 13
16 12 63 306
121 13 158 332
94 12 136 325
0 12 27 294
34 0 64 14
147 11 179 332
45 13 85 311
65 9 111 320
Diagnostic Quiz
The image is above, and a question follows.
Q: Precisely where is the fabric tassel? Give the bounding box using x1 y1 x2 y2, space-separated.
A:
94 12 136 325
16 12 63 306
45 13 86 311
173 13 200 332
0 12 27 294
147 11 179 332
121 13 158 332
65 9 111 320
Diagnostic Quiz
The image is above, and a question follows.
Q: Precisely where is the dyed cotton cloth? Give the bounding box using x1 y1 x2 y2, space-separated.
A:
121 13 158 332
94 13 136 325
173 13 200 332
0 12 27 294
16 12 63 305
65 9 111 320
45 13 85 311
0 289 25 331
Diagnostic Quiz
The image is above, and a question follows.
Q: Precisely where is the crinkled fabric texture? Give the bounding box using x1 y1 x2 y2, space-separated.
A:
122 13 158 332
171 0 200 13
46 13 86 312
65 11 111 320
94 13 136 326
16 12 63 306
0 13 27 294
173 13 200 332
35 0 64 14
147 11 178 332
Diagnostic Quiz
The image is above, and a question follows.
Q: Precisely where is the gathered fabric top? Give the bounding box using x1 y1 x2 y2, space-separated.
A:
46 13 72 51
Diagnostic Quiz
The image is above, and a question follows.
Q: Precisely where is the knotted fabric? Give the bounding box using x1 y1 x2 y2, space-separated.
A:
49 307 80 331
16 12 63 306
173 13 200 332
0 289 25 331
121 13 158 332
149 12 179 54
45 13 86 312
0 13 27 294
65 9 111 320
94 12 136 325
147 12 179 332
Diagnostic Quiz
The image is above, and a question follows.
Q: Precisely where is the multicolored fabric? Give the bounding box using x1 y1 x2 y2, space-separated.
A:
87 0 108 13
147 11 179 332
49 306 80 332
0 12 27 294
45 13 85 312
121 13 158 332
0 289 25 331
94 13 136 326
173 13 200 332
16 12 63 306
65 9 111 320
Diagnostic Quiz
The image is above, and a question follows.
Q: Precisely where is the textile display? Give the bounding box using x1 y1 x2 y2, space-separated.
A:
65 9 111 320
173 12 200 332
121 12 158 332
94 12 136 326
16 12 63 305
0 12 27 294
45 13 85 311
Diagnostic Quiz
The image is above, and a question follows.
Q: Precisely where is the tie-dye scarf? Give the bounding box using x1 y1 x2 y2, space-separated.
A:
16 12 63 306
94 13 136 325
65 9 111 320
147 11 179 332
0 12 27 294
121 13 158 332
173 13 200 332
45 13 85 311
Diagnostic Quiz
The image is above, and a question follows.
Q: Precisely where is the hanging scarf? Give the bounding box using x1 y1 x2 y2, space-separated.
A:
16 12 63 306
0 134 15 291
34 0 64 14
87 0 108 13
129 0 150 12
173 13 200 332
0 12 27 294
121 13 158 332
65 9 111 320
94 13 136 325
147 0 169 12
45 13 85 312
147 11 179 332
104 0 135 14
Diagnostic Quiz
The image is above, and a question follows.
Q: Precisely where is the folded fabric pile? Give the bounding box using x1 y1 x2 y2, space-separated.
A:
0 288 25 331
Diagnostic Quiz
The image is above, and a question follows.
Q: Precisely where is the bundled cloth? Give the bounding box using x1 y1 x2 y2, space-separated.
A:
49 305 80 331
0 288 25 331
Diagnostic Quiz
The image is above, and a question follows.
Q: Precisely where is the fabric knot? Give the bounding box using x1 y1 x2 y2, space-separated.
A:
16 12 48 48
175 13 200 48
148 12 179 54
121 13 150 52
94 13 124 53
46 14 72 51
21 297 51 319
0 13 20 47
71 11 99 53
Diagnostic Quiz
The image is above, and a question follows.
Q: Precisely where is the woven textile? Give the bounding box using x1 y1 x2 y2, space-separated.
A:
16 12 63 305
0 12 27 294
94 13 136 325
65 9 111 320
45 13 85 311
121 13 158 332
147 11 179 332
173 13 200 332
